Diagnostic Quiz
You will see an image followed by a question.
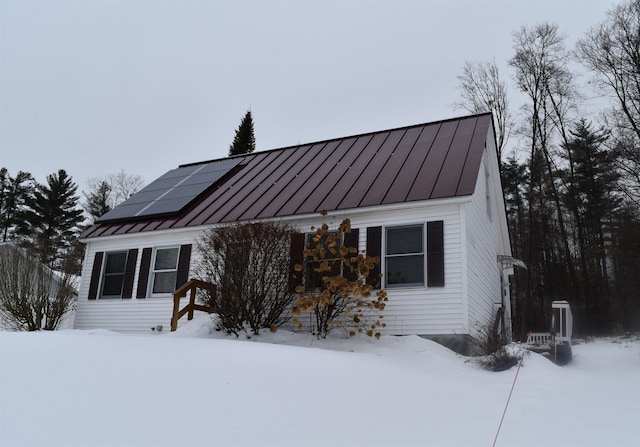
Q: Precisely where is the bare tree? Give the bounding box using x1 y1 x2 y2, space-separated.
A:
576 0 640 202
0 243 76 331
453 60 515 160
509 23 580 335
84 170 144 220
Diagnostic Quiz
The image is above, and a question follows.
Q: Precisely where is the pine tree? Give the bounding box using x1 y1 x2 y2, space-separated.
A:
561 120 620 332
228 110 256 156
0 168 34 242
21 169 84 269
84 180 112 221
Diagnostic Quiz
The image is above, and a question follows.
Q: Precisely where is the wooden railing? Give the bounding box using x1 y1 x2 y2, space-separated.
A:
170 279 217 331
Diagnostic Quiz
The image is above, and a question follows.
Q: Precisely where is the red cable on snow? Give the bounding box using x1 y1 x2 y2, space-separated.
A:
492 351 526 447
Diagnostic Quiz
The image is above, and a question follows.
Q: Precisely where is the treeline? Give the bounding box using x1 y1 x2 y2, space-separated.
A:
0 168 142 274
455 0 640 336
0 110 254 277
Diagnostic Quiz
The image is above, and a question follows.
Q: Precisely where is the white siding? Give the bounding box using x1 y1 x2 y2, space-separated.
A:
75 229 203 333
304 204 466 336
76 200 468 336
463 133 512 339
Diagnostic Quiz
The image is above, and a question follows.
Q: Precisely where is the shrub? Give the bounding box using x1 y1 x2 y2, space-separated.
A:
0 244 76 331
194 221 297 336
471 319 523 371
293 218 387 338
475 345 524 372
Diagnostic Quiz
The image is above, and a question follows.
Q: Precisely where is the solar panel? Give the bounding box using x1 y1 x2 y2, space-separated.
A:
96 157 244 223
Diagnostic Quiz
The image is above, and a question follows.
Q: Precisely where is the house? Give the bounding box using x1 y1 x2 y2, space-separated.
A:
75 112 513 353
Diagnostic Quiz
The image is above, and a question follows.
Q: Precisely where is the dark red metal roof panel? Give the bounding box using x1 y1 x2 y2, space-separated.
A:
316 131 389 212
282 136 361 216
381 123 439 204
430 116 477 199
81 113 492 239
278 140 358 216
262 138 349 218
213 143 320 223
405 119 459 202
359 127 422 208
457 114 492 195
339 129 406 210
243 140 341 220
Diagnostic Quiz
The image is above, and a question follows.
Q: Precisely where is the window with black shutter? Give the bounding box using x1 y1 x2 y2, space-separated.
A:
289 228 360 292
427 221 445 287
288 233 305 293
384 224 425 288
382 221 444 288
304 231 343 291
366 227 382 289
136 248 153 299
100 251 129 298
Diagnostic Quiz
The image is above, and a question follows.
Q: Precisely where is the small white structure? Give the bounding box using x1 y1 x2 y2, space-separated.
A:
526 300 573 363
75 113 513 353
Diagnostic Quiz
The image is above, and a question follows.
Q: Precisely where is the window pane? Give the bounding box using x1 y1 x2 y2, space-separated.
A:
104 252 127 274
304 232 342 291
152 271 177 294
386 255 424 287
305 260 341 290
386 226 423 255
102 275 125 296
154 248 178 270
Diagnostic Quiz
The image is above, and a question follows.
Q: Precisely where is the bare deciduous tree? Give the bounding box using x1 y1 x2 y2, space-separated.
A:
453 60 514 160
84 170 144 220
0 244 76 331
576 0 640 202
509 23 580 336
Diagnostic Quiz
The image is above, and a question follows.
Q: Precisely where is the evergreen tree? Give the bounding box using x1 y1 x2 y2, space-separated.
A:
84 180 112 222
228 110 256 156
21 169 84 269
561 120 620 332
0 168 34 242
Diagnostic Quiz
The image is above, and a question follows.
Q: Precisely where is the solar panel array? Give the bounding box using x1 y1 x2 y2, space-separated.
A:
96 157 244 223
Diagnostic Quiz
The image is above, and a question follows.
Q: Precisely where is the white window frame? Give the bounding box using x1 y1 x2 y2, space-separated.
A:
99 250 128 299
383 223 426 289
149 246 180 297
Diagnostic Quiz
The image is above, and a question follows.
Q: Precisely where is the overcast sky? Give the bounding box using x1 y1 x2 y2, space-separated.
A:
0 0 615 194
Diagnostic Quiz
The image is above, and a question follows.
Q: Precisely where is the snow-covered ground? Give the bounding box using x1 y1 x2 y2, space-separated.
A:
1 316 638 447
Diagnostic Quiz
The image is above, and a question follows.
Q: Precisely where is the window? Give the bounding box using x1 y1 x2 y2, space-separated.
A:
385 225 425 288
304 232 342 291
100 251 128 298
150 247 179 295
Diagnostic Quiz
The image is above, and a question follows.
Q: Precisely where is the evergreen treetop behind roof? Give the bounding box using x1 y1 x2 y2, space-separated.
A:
228 110 256 156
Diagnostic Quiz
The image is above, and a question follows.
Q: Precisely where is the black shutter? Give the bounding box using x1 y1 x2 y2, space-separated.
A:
175 244 192 293
366 226 382 288
87 252 104 300
427 221 445 287
343 228 359 282
136 248 152 299
121 249 138 299
289 233 305 293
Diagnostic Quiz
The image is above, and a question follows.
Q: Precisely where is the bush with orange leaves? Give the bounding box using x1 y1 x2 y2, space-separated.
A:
292 218 388 338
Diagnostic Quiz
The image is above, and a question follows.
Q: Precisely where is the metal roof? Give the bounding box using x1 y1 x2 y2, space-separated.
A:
81 113 493 239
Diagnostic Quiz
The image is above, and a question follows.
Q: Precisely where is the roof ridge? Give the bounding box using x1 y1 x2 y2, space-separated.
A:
179 112 492 168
